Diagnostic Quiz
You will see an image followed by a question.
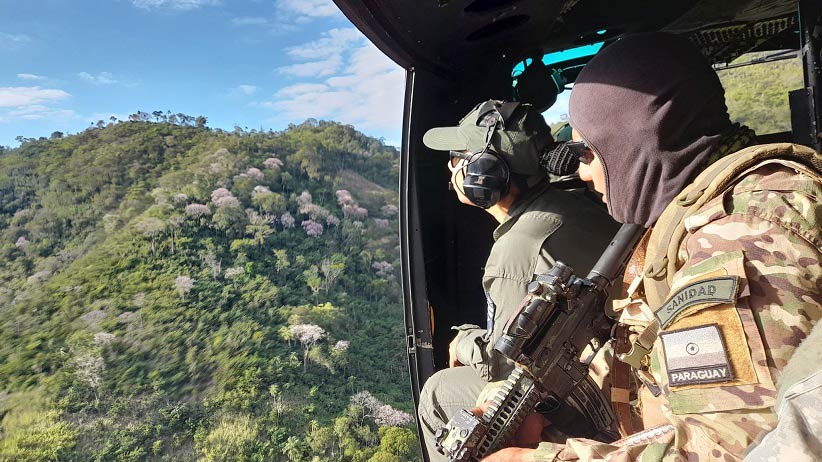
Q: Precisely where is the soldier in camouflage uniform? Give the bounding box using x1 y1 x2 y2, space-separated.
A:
480 33 821 462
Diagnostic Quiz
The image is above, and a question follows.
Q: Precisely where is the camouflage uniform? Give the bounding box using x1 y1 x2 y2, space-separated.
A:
530 144 822 461
418 183 619 462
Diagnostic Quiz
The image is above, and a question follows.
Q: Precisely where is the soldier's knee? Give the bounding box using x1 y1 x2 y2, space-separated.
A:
418 369 449 425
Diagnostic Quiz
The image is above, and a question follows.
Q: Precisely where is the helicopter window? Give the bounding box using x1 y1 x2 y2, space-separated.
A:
513 48 803 138
511 41 604 78
715 50 803 135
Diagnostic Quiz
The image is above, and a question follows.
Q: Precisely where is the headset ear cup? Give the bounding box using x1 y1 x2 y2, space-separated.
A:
462 151 509 208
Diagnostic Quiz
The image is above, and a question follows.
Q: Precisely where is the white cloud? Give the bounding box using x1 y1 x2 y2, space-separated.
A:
0 32 32 49
232 17 268 26
2 105 78 122
78 72 118 85
265 34 404 134
276 0 343 21
277 28 362 78
284 28 362 60
278 58 342 77
132 0 219 10
17 73 47 81
0 87 77 126
0 87 71 108
233 84 258 96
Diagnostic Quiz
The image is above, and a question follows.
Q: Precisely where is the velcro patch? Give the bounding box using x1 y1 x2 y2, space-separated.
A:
660 324 734 387
654 276 738 328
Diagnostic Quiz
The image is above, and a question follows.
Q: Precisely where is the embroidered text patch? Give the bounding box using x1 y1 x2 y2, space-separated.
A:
654 276 738 328
660 324 734 387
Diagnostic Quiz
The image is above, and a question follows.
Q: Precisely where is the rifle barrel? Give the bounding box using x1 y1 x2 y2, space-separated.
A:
586 224 644 288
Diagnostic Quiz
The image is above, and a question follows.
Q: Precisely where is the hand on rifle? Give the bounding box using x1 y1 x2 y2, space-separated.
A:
469 401 546 462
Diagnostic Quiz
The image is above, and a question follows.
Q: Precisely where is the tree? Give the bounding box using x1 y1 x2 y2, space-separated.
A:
289 324 326 372
302 266 322 299
212 206 247 237
174 276 194 300
168 214 184 253
282 436 307 462
245 211 273 247
320 254 345 293
273 249 290 274
74 354 105 402
134 217 166 256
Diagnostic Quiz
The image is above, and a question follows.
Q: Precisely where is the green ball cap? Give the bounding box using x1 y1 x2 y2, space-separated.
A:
423 99 552 177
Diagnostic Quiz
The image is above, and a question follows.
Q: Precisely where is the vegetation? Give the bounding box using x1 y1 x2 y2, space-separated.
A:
717 52 804 134
0 116 417 461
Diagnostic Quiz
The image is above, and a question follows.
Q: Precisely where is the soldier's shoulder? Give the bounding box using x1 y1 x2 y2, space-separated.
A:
685 159 822 251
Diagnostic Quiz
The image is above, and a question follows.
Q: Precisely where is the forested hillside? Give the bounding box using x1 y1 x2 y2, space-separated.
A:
0 117 419 462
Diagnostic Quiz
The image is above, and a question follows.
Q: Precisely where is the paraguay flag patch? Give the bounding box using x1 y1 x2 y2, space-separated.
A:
660 324 734 387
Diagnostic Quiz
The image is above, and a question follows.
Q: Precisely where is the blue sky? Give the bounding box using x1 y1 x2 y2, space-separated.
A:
0 0 408 147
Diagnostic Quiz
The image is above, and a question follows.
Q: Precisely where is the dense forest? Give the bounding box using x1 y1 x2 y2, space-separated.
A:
0 117 418 461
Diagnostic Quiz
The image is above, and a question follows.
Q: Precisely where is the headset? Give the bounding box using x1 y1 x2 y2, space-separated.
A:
453 101 520 209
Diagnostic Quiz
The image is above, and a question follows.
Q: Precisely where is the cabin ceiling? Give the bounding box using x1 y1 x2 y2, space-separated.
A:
333 0 799 75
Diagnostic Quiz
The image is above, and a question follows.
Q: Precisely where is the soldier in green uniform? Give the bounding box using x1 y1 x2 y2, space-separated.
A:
480 33 822 462
417 100 620 461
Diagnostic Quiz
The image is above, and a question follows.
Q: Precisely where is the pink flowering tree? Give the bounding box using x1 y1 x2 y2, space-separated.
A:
335 189 355 206
185 204 212 225
213 195 240 208
381 204 399 218
326 215 340 227
342 204 368 220
373 218 390 229
211 187 233 203
263 157 283 170
245 167 264 181
372 261 394 278
289 324 326 372
350 391 381 425
296 191 312 207
301 219 323 237
375 404 415 427
280 212 295 229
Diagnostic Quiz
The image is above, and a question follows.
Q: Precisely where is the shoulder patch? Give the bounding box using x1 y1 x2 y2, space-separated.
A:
654 276 738 328
660 324 734 387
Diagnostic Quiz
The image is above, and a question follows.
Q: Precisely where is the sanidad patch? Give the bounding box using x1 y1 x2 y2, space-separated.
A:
660 324 734 387
654 276 738 328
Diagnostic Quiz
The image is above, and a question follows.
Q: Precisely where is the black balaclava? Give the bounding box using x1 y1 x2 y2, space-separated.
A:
569 33 732 227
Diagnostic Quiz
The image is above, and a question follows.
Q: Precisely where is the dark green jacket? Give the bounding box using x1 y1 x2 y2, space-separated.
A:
453 184 620 381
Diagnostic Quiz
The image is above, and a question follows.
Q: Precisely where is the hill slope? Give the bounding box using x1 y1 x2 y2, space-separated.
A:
0 119 418 462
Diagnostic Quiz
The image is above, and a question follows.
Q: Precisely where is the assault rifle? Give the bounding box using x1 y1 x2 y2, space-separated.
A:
434 223 644 462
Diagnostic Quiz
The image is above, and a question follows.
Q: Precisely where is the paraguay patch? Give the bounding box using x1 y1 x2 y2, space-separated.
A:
660 324 734 387
654 276 738 328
